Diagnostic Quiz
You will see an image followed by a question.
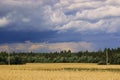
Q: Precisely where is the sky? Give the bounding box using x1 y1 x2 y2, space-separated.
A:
0 0 120 52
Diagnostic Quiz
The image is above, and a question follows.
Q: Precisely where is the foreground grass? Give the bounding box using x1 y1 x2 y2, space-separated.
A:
0 63 120 80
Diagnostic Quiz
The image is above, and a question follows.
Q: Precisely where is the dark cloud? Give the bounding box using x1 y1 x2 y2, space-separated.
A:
0 30 57 44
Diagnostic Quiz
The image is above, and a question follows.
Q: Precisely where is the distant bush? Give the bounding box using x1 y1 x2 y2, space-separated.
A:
98 61 106 65
0 62 6 65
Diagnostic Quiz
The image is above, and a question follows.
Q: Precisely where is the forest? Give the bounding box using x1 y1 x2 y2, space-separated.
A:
0 48 120 65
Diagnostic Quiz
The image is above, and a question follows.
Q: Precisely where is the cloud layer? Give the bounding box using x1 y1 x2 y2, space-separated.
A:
0 41 94 52
0 0 120 33
0 0 120 52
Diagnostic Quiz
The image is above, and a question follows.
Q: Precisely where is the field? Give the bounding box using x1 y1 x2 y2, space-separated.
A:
0 63 120 80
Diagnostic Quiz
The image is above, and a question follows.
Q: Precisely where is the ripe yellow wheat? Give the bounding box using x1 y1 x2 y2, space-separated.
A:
0 63 120 80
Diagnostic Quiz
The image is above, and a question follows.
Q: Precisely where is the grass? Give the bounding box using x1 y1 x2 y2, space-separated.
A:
0 63 120 80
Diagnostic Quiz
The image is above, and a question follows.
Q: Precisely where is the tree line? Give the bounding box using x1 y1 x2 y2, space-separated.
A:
0 48 120 65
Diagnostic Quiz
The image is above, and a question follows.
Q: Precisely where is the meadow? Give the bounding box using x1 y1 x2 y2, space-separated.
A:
0 63 120 80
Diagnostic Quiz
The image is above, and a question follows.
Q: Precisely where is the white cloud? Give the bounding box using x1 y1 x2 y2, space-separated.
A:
1 0 44 7
28 44 46 51
56 18 120 33
0 42 95 52
0 17 10 27
0 45 9 52
76 6 120 20
106 0 120 5
67 1 103 11
100 18 120 33
48 42 94 52
50 10 69 24
15 44 25 50
22 18 31 23
50 0 120 33
0 0 120 33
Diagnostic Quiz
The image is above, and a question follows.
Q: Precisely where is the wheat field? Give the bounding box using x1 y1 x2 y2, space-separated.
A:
0 63 120 80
